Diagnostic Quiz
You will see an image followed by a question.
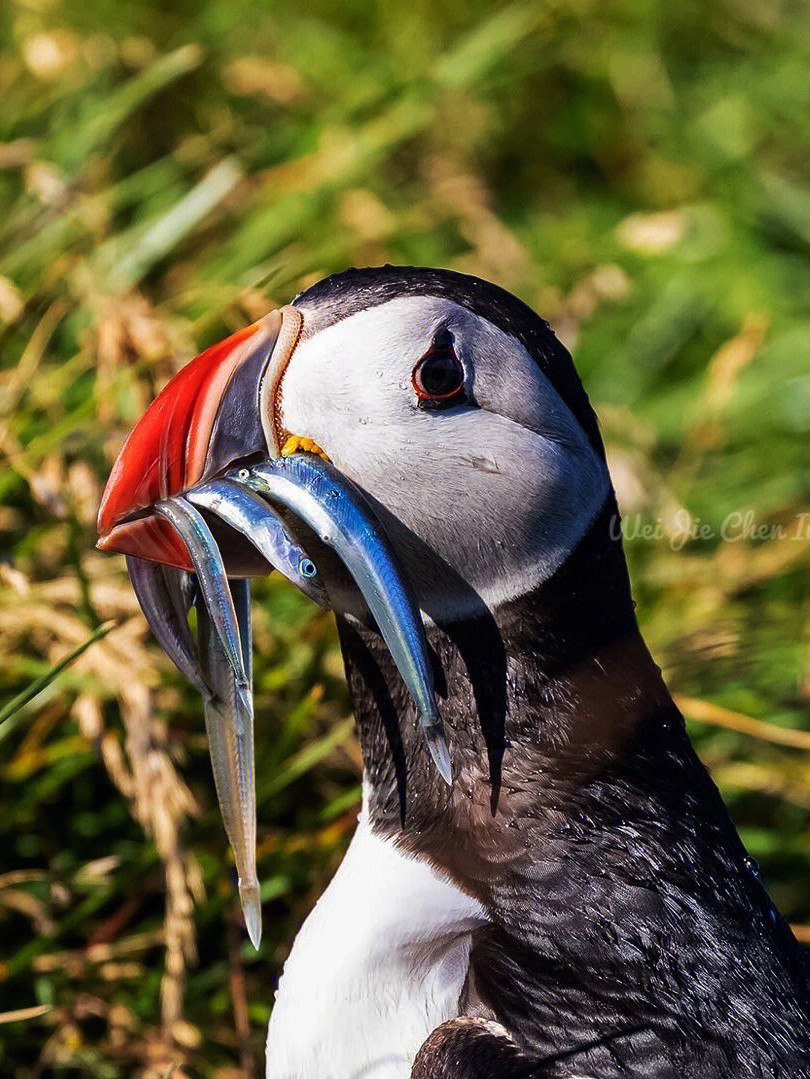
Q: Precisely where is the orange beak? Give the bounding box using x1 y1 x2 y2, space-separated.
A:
97 310 292 570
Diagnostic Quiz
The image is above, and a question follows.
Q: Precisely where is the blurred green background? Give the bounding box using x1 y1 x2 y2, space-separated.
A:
0 0 809 1074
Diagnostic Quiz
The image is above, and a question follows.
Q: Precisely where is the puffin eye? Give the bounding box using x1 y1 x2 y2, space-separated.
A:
412 338 465 404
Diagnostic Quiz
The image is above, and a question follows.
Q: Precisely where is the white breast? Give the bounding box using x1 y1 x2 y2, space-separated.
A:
266 812 488 1079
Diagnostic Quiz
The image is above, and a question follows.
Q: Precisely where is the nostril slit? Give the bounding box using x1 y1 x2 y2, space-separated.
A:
299 558 317 578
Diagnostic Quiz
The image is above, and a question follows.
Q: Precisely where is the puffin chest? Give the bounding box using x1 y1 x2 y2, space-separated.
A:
265 816 488 1079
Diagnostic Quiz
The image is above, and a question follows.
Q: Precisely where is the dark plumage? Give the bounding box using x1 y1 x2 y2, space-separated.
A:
318 268 810 1077
340 524 810 1076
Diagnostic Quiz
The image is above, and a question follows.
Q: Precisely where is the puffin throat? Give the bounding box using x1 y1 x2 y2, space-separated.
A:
337 496 664 873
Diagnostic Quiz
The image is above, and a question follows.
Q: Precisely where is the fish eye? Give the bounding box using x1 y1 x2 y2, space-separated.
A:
411 334 465 404
299 558 317 578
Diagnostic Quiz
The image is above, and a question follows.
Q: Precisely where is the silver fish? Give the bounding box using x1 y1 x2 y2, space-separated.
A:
154 498 248 692
243 455 452 784
185 478 327 608
151 497 259 944
128 455 451 949
195 577 261 948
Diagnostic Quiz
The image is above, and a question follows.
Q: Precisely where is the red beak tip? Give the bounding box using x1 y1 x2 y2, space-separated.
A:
97 319 269 569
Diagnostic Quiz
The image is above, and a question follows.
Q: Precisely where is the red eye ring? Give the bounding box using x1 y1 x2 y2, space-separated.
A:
411 344 465 403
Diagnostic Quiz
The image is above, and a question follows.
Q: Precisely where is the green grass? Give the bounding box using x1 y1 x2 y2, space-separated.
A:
0 0 808 1073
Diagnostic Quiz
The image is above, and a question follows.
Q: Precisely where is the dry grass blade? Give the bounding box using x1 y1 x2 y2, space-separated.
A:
0 1005 52 1025
676 696 810 752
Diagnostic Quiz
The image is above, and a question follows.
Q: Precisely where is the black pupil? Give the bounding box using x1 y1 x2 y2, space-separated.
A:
419 351 462 397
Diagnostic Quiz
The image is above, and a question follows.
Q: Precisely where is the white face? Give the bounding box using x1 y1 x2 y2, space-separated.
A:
280 295 610 620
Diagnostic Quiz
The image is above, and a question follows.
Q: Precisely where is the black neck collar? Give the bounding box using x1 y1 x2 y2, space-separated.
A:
336 494 661 865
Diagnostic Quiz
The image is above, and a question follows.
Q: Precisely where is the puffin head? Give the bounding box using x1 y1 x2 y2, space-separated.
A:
99 266 611 621
284 268 611 620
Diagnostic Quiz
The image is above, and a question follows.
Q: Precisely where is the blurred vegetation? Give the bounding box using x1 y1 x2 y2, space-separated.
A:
0 0 808 1074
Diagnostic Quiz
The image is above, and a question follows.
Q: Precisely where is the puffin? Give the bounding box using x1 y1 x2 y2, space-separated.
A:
97 266 810 1078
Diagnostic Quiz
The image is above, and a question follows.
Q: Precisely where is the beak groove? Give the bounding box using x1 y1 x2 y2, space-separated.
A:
97 318 268 548
97 306 304 566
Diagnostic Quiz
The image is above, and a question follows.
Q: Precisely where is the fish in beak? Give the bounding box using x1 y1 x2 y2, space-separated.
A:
97 307 451 946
